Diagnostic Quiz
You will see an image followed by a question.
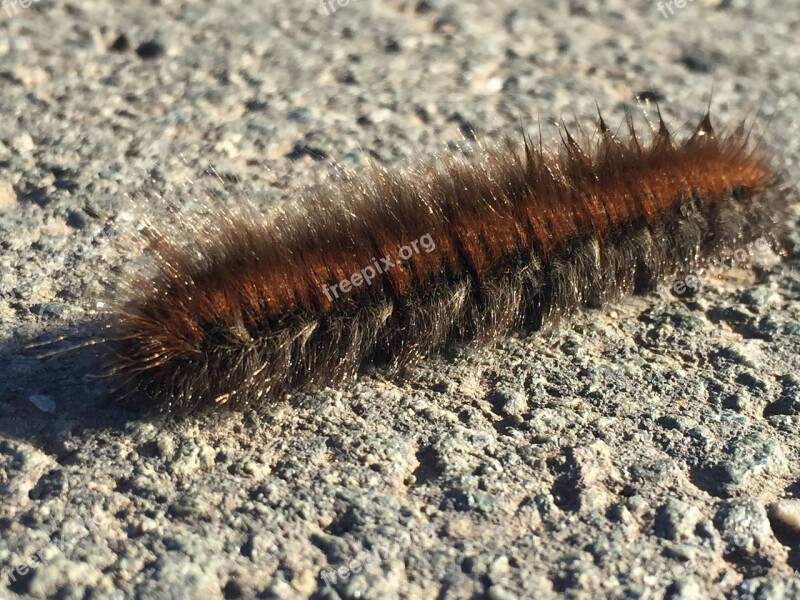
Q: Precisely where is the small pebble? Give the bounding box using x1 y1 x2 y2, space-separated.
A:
769 499 800 534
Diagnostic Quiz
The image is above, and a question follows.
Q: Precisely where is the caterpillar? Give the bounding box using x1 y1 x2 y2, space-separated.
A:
106 108 791 415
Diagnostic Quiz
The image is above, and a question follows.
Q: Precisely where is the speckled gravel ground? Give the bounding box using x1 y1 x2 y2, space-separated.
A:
1 1 799 599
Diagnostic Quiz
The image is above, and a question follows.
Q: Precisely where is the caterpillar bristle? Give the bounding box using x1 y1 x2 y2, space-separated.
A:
105 109 792 416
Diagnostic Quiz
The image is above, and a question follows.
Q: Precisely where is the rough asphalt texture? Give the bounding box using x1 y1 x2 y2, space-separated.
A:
1 0 799 598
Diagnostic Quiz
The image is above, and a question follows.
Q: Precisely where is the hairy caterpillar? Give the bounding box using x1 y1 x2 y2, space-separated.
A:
106 109 791 415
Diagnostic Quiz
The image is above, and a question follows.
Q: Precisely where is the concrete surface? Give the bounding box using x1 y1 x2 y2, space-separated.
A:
0 0 799 598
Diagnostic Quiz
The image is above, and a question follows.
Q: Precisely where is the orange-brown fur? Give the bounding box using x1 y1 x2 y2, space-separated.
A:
109 111 788 415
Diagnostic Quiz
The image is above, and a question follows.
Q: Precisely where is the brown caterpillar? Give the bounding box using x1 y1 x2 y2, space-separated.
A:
107 109 791 415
